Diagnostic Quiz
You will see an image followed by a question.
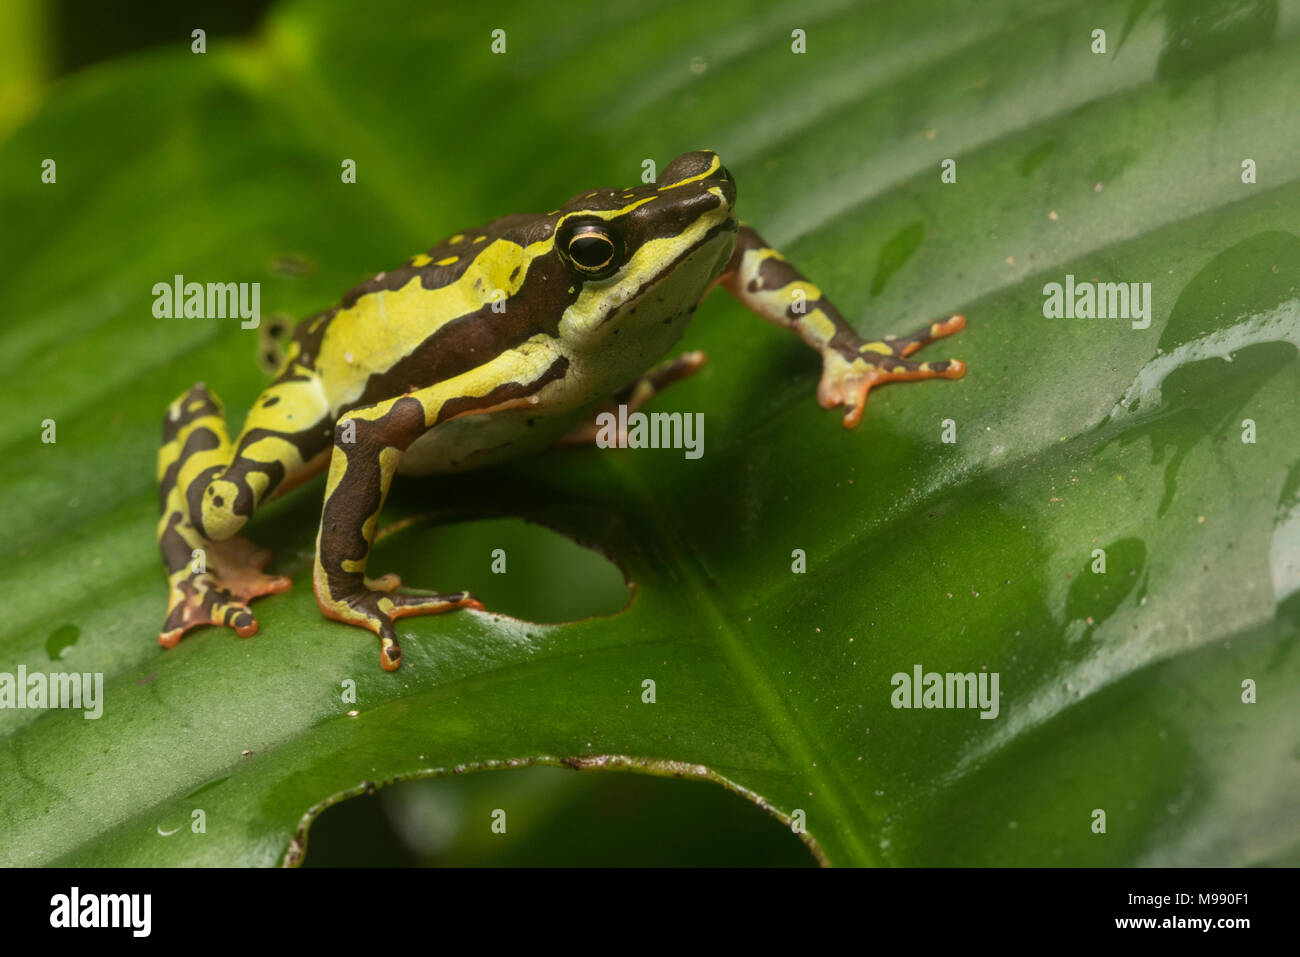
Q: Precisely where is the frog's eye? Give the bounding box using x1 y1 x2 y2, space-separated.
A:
562 224 622 278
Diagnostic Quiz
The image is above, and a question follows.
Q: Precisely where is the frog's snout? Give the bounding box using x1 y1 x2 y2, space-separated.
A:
713 168 737 209
661 150 736 209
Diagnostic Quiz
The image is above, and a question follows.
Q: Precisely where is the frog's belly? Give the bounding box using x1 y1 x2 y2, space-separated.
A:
398 405 587 476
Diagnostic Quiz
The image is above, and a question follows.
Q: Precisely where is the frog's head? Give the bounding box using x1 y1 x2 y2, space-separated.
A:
549 150 739 355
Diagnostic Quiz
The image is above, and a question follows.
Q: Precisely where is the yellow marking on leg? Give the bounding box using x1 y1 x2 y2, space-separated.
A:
239 435 306 472
157 411 227 481
749 247 788 265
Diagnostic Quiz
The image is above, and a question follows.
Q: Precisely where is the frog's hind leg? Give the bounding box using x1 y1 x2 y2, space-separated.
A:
556 351 707 446
157 384 294 647
186 375 335 543
157 379 332 649
157 524 288 647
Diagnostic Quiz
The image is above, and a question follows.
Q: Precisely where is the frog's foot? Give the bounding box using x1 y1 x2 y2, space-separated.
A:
312 569 483 672
557 351 708 446
820 314 966 428
158 525 292 648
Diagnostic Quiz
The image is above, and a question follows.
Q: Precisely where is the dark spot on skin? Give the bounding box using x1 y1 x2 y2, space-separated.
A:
264 351 278 366
263 396 280 407
213 496 224 508
509 266 521 281
268 322 285 338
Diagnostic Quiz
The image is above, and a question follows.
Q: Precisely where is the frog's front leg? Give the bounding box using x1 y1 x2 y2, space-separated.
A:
556 350 707 447
313 342 569 670
719 225 966 427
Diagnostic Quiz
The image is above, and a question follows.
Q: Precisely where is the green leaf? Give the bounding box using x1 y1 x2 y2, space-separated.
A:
2 0 1298 866
0 0 50 142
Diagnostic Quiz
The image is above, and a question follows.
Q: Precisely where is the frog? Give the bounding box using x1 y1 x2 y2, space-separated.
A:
156 150 966 671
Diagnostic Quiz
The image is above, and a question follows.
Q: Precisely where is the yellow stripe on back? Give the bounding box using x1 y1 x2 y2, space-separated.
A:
314 237 555 411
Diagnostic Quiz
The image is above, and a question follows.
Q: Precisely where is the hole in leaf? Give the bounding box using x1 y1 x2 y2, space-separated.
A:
303 766 816 867
370 517 630 623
